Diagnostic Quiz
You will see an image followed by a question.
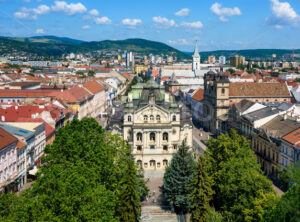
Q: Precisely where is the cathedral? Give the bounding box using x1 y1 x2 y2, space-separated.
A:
108 78 193 171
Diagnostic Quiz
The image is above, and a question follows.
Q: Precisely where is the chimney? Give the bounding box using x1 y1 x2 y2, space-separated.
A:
15 106 18 110
1 116 5 121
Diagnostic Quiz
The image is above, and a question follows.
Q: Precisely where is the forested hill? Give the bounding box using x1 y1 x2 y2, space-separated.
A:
0 36 189 59
198 49 300 60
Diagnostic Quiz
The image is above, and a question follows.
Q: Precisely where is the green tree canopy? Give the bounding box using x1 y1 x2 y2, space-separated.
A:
163 141 195 216
0 118 143 221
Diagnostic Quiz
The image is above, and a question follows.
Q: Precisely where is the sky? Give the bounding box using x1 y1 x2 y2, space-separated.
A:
0 0 300 51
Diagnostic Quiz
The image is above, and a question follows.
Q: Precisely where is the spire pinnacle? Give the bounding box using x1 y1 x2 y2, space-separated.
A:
193 40 200 57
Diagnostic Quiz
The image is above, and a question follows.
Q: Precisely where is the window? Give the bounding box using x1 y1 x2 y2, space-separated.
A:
128 115 132 122
221 88 225 95
163 145 168 151
163 132 168 141
163 159 168 166
137 146 142 151
150 160 156 167
150 132 155 141
156 115 161 122
136 160 142 168
157 162 161 168
172 115 176 121
173 144 178 149
150 115 154 121
150 145 155 150
137 133 142 141
144 163 148 168
144 115 148 122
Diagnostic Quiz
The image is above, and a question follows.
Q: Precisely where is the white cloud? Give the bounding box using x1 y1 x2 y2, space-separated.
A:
14 5 50 20
167 39 190 45
89 9 99 16
94 16 111 24
22 0 30 3
51 1 87 15
36 28 45 34
152 16 176 27
174 8 190 17
181 21 203 28
210 2 242 22
82 25 90 30
122 18 142 26
266 0 299 27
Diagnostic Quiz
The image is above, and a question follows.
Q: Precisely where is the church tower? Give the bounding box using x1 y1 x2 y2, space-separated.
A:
192 40 201 71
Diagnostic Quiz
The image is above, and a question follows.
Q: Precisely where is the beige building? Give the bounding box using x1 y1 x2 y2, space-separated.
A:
109 78 193 171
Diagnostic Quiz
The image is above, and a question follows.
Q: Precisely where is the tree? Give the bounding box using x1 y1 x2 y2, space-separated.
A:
136 168 149 202
76 71 85 77
227 68 235 74
88 70 95 77
263 184 300 222
237 64 245 70
205 130 275 221
0 118 142 221
163 141 195 218
189 155 214 222
116 157 140 222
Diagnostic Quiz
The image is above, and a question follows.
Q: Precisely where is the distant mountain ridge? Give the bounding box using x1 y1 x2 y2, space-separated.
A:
0 36 189 59
0 35 299 60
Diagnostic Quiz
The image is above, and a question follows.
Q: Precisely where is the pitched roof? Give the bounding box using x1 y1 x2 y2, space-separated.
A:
261 116 300 139
229 83 290 97
0 89 57 98
16 118 55 139
83 81 105 95
191 88 204 102
0 127 17 150
54 86 93 103
282 128 300 147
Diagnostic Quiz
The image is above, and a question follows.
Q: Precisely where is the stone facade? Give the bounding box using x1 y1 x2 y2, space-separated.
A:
109 78 193 171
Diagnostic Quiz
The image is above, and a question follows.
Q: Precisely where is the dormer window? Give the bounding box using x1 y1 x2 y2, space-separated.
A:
150 115 154 121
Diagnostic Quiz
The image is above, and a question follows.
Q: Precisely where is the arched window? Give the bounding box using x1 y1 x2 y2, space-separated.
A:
150 160 156 167
137 146 142 151
163 159 168 166
156 115 161 122
172 115 176 121
163 145 168 151
136 160 142 168
144 115 148 122
150 115 154 121
137 132 142 141
150 132 155 141
163 132 168 141
128 115 132 122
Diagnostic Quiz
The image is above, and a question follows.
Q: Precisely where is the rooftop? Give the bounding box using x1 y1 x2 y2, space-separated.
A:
0 127 17 150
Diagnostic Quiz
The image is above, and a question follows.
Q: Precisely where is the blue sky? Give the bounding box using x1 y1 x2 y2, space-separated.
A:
0 0 300 51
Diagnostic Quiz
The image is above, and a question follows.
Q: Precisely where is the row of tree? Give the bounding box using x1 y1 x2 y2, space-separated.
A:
0 118 148 221
163 130 299 221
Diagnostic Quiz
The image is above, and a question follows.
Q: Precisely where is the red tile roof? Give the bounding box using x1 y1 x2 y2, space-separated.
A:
0 89 57 98
83 81 105 95
123 73 130 79
282 128 300 148
229 83 290 97
54 86 93 103
0 127 17 150
17 140 26 150
191 88 204 102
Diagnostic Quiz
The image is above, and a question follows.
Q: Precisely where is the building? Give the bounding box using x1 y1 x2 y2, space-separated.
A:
108 78 193 172
0 127 18 192
192 41 201 72
200 70 291 134
219 56 226 65
208 56 216 64
281 128 300 168
251 116 300 178
230 55 245 67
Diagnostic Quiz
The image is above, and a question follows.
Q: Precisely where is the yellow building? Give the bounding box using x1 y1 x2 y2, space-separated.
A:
134 64 150 74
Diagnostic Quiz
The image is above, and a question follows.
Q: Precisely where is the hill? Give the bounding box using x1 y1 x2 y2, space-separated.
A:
198 49 300 60
0 36 189 59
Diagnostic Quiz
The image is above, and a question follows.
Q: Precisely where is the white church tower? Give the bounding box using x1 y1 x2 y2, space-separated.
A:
192 40 201 71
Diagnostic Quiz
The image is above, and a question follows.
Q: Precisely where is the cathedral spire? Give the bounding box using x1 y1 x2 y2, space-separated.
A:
193 40 200 58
